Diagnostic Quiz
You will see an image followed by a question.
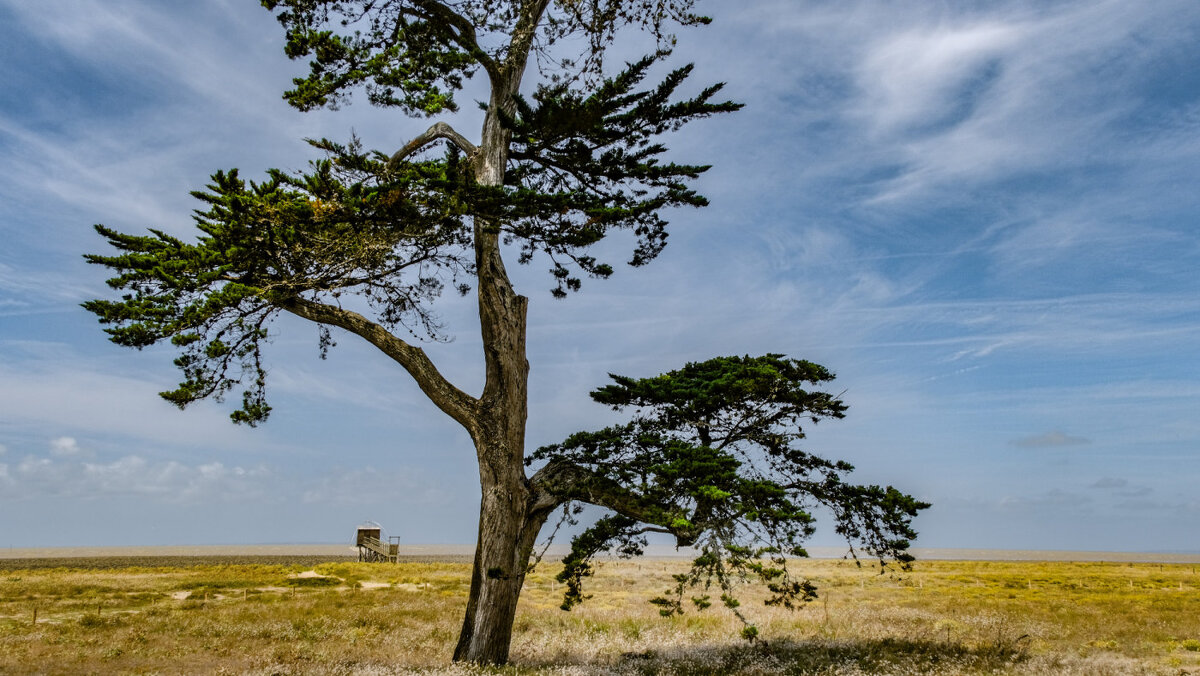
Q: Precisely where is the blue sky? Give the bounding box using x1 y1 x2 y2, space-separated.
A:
1 0 1198 552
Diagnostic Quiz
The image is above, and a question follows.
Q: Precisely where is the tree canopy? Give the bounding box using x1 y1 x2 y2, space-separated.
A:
262 0 713 113
529 354 929 637
84 53 738 425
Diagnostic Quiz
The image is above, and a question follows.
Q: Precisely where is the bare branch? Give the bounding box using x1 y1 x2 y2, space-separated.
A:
388 121 478 168
632 526 672 536
278 295 479 431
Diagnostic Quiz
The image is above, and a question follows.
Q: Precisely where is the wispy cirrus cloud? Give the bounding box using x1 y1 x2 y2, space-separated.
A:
705 0 1200 287
853 21 1023 140
0 0 288 119
0 341 276 455
834 0 1189 202
1012 431 1091 448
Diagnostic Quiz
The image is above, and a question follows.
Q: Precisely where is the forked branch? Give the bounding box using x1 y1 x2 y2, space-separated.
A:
389 121 478 168
409 0 501 82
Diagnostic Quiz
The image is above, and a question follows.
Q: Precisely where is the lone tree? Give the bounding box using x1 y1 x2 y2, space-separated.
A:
84 0 928 664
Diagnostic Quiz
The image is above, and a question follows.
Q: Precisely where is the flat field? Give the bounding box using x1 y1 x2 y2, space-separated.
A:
1 555 1199 675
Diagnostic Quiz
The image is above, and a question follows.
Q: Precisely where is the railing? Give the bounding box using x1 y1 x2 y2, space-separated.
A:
358 535 399 562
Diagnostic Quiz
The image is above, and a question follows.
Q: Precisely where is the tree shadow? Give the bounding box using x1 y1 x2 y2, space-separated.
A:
599 636 1031 675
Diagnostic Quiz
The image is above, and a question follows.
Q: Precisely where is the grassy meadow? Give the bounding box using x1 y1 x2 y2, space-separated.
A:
1 554 1199 675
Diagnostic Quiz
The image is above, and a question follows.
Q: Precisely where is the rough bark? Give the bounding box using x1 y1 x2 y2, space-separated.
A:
450 1 552 662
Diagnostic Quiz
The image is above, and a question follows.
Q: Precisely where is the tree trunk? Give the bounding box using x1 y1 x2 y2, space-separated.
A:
451 452 551 663
450 79 532 668
450 258 533 661
450 225 544 662
451 4 550 661
451 460 527 663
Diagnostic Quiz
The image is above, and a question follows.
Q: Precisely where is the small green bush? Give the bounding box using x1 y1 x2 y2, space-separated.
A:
284 576 340 588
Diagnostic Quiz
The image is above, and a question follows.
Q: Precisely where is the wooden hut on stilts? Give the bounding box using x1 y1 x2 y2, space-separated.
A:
355 521 400 562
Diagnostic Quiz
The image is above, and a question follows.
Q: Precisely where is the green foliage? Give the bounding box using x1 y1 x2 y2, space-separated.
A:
263 0 479 113
555 513 642 610
84 141 474 424
502 54 742 297
85 5 739 421
261 0 712 112
530 355 930 634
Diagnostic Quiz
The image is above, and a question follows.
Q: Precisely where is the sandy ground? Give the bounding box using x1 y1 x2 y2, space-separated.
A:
1 543 1199 562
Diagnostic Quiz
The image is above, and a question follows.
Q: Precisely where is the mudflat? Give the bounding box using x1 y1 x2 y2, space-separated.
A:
0 544 477 570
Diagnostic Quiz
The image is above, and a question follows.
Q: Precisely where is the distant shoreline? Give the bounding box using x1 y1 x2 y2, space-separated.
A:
3 543 1200 563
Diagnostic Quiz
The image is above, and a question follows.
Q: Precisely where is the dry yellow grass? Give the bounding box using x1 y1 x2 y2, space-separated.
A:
1 556 1199 674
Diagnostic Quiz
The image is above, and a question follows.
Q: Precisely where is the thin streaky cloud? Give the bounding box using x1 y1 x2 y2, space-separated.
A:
1012 431 1091 448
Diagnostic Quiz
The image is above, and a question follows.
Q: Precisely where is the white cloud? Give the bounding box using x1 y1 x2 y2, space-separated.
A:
17 455 55 478
718 0 1198 208
1011 431 1090 448
3 453 271 503
1 448 448 509
49 436 86 457
0 443 6 456
81 456 270 501
855 22 1021 137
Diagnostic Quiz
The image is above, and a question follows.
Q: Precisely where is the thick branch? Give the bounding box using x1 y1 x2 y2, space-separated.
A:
506 0 554 78
389 121 479 168
410 0 501 82
528 459 696 545
278 295 479 431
